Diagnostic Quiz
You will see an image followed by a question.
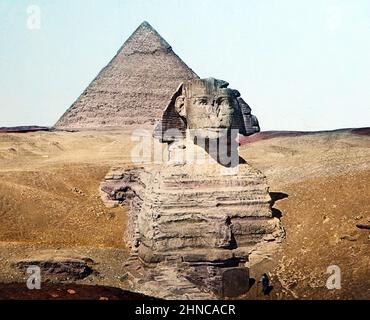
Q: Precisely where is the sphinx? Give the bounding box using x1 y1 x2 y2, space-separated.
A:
100 78 284 298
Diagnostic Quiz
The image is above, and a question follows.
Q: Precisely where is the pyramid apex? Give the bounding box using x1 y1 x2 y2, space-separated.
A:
135 21 162 36
121 21 171 55
139 21 153 28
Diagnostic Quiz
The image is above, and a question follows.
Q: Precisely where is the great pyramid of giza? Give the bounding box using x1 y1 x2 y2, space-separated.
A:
55 21 198 130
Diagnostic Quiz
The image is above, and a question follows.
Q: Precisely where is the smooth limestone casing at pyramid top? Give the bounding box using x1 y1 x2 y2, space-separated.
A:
55 21 198 130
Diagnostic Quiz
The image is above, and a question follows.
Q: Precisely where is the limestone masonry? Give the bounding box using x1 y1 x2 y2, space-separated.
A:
55 21 198 130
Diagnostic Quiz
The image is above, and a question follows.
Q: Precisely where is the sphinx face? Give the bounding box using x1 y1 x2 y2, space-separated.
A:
169 77 259 141
183 88 237 139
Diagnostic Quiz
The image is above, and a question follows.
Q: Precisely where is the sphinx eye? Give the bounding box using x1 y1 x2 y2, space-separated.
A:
218 97 230 105
196 98 208 105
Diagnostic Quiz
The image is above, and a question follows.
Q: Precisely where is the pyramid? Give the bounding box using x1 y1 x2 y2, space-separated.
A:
55 21 199 130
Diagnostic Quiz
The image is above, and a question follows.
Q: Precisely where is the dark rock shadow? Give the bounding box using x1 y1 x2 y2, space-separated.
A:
239 156 247 164
269 192 289 206
269 192 288 220
271 208 283 219
249 278 256 288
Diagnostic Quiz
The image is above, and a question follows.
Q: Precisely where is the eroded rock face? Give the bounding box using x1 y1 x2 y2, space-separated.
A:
100 78 284 299
102 161 282 262
100 154 284 297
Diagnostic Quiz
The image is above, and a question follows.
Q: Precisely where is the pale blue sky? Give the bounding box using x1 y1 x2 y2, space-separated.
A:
0 0 369 130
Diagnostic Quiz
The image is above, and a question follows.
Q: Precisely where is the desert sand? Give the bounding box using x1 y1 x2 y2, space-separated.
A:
0 129 369 299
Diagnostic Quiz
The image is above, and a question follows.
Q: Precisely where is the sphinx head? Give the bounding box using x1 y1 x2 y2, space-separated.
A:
174 78 237 139
154 77 260 143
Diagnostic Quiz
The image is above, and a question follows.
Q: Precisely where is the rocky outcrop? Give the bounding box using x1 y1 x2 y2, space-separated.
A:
13 250 96 281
